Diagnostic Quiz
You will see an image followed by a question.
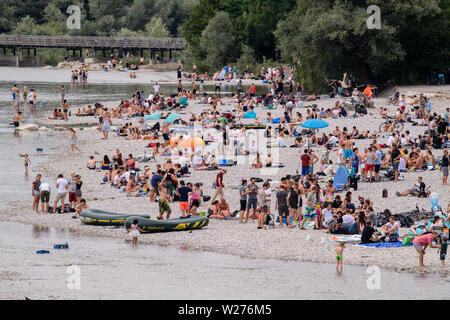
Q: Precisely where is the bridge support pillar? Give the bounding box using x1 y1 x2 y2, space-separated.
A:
33 48 36 56
170 50 172 60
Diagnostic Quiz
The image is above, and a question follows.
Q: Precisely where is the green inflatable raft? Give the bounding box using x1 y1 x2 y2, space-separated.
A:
79 208 150 226
230 124 266 130
124 215 209 233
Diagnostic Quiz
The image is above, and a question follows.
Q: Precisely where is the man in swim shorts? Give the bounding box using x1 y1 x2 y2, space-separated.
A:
13 111 22 127
343 136 353 163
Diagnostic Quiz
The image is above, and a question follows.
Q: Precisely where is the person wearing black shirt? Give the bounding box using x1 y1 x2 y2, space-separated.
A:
361 221 384 243
177 181 193 218
442 150 449 185
332 196 343 212
391 144 401 182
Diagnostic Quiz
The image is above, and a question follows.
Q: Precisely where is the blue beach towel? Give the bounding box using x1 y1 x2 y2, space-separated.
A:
243 110 256 119
358 242 412 248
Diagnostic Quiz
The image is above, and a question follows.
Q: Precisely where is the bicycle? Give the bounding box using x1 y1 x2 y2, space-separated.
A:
385 94 399 106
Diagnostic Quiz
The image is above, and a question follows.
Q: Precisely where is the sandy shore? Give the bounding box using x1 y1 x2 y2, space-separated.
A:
2 84 449 274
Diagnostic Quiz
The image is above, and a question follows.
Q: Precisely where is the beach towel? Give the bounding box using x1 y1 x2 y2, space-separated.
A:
243 110 256 119
179 97 188 106
164 113 181 124
326 234 361 243
358 242 412 248
333 166 349 191
144 113 160 120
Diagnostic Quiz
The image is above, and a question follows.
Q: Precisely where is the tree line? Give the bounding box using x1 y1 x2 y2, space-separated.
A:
0 0 448 92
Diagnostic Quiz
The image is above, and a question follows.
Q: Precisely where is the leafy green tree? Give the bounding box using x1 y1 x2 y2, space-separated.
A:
0 0 16 33
44 3 66 23
144 17 170 38
199 11 234 71
275 0 442 90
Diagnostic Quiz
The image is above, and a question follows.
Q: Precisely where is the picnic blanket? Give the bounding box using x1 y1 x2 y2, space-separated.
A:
358 242 412 248
326 235 361 243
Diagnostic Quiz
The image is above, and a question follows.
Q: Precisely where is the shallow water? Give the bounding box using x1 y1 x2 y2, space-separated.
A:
1 222 449 299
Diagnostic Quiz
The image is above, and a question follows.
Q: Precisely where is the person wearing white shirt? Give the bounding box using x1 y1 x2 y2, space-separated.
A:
248 140 258 154
406 131 415 145
179 153 189 168
39 182 51 213
398 157 406 172
387 134 395 147
53 174 68 213
277 135 287 147
192 152 203 168
153 82 160 95
296 99 303 108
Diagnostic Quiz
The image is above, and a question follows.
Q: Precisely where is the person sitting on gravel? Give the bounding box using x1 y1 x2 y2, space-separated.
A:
73 198 88 219
360 221 384 244
396 177 427 197
381 215 400 242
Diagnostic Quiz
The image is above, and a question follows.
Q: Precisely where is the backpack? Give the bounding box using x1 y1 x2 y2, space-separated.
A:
382 189 388 198
397 214 411 228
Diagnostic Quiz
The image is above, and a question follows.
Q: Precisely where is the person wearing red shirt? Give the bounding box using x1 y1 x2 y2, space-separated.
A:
249 83 256 97
300 149 310 176
211 168 227 202
412 232 440 271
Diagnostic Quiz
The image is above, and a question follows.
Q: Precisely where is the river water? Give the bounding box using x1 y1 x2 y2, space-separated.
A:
0 68 448 300
1 222 448 300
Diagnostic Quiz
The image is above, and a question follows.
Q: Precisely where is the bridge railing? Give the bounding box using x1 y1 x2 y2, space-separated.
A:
0 35 186 50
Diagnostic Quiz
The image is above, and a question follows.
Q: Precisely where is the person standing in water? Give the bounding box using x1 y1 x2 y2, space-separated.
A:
28 89 37 115
23 84 28 105
129 219 140 245
11 84 20 111
13 111 22 128
24 154 31 175
62 99 69 121
336 241 345 272
60 85 65 106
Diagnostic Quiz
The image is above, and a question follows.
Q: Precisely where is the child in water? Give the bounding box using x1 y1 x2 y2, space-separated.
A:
24 154 31 168
130 219 139 246
336 241 346 272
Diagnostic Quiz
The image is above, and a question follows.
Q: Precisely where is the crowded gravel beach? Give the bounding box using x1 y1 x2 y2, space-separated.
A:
3 66 450 275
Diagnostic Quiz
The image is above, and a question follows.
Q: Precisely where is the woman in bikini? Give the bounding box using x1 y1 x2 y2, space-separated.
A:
189 183 202 216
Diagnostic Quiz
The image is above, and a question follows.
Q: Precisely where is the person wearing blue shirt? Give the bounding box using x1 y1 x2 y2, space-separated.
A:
444 107 449 124
351 148 359 174
374 147 383 182
150 170 163 202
